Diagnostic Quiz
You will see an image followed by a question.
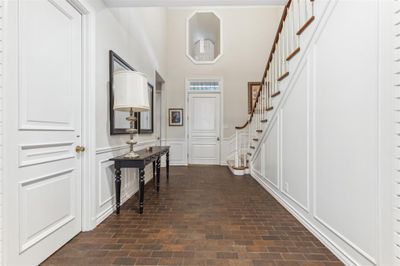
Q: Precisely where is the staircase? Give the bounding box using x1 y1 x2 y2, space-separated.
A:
228 0 315 175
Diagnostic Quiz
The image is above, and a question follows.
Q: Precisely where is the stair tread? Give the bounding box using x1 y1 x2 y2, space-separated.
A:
253 138 259 141
256 130 263 133
271 91 281 98
287 47 300 61
297 16 315 35
261 119 268 123
278 72 289 81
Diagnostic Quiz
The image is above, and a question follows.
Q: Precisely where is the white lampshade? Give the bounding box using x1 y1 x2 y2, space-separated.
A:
113 70 150 112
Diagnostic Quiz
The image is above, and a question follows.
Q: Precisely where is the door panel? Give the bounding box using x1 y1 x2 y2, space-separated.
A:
5 0 83 264
189 93 220 165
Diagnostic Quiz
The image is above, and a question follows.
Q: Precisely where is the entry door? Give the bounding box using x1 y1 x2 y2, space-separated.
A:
4 1 83 264
189 93 221 164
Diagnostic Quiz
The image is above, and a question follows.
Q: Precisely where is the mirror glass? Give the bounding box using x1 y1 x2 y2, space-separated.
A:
109 50 137 135
138 84 154 134
187 12 222 64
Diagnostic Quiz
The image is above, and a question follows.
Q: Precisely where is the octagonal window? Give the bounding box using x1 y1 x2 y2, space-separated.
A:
187 11 222 64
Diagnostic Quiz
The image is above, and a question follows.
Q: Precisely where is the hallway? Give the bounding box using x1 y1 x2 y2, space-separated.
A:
42 166 341 266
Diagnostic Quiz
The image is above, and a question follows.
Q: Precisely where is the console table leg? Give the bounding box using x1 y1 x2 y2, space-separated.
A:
156 156 161 192
115 165 122 215
152 161 156 188
166 151 170 180
139 168 145 214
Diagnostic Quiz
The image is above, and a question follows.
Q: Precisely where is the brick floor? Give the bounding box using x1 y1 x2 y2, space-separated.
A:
42 166 343 266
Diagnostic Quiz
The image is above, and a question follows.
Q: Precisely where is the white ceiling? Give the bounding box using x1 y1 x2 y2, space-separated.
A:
104 0 286 7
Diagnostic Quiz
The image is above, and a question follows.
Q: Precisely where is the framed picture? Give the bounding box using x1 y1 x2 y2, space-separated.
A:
169 108 184 126
109 50 137 135
248 82 262 114
138 83 154 134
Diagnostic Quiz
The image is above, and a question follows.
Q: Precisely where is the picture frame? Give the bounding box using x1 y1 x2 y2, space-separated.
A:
248 82 262 114
109 50 138 135
169 108 184 126
138 83 154 134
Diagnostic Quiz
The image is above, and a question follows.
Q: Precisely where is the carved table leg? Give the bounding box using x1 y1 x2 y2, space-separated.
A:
166 151 170 180
115 165 122 215
153 161 156 188
139 168 145 214
156 156 161 192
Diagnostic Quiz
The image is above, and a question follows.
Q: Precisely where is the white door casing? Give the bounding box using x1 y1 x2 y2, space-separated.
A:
4 0 83 264
188 93 221 165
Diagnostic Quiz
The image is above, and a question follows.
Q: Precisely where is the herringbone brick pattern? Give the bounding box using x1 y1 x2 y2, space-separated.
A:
42 166 342 266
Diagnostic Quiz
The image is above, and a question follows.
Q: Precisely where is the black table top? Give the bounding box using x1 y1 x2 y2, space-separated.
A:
109 146 170 162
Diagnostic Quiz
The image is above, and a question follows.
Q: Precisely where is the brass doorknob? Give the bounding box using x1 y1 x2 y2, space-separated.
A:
75 145 86 153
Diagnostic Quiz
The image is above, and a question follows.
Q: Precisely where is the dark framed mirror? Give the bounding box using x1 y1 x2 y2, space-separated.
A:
138 83 154 134
109 50 138 135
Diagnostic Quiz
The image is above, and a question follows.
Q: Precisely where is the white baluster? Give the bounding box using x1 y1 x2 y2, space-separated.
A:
292 0 299 48
235 130 239 168
297 0 302 32
285 11 290 61
303 0 308 23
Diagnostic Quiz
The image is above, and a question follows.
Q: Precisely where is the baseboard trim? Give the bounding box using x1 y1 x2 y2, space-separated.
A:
95 174 155 225
251 170 358 266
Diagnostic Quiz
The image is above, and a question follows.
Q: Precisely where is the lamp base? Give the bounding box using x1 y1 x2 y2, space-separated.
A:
124 151 140 159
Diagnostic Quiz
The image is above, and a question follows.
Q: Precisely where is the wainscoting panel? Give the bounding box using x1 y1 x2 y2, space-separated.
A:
162 138 187 166
0 1 4 262
281 59 309 212
221 135 236 165
263 117 279 189
313 1 378 263
249 1 380 265
162 136 236 166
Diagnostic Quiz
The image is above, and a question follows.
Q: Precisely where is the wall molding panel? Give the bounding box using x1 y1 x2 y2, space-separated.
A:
162 138 187 165
0 0 3 262
251 169 357 266
221 134 236 165
249 1 383 265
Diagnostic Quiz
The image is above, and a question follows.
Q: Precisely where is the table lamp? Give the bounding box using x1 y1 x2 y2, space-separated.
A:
113 70 150 158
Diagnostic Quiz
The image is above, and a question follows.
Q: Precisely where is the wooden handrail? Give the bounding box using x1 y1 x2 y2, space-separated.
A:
246 0 292 125
236 0 314 129
235 121 249 130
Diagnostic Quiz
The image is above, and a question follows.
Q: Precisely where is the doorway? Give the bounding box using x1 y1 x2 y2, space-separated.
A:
186 78 223 165
155 72 165 146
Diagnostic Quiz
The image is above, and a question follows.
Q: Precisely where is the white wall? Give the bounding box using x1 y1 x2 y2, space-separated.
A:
250 1 392 265
93 3 168 224
164 7 282 165
95 5 167 148
166 7 282 140
0 1 3 263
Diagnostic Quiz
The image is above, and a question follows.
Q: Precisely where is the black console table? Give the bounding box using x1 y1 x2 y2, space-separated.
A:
110 146 170 214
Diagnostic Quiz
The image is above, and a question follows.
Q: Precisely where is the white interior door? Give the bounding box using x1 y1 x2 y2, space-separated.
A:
4 0 83 264
188 93 221 165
